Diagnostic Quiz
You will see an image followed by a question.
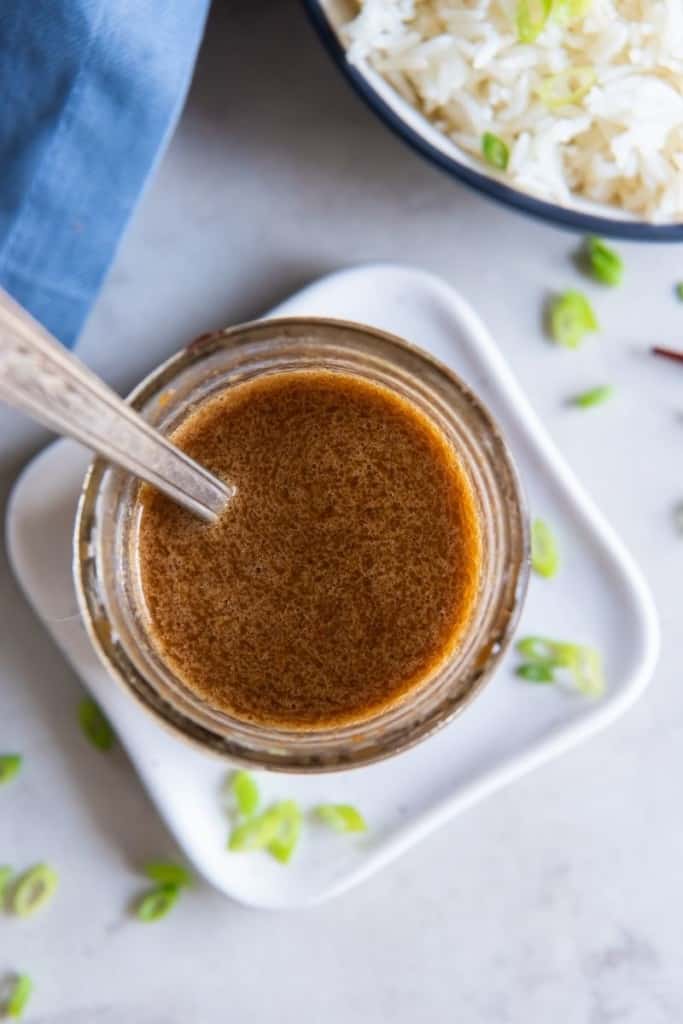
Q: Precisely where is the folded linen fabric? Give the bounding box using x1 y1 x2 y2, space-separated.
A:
0 0 210 347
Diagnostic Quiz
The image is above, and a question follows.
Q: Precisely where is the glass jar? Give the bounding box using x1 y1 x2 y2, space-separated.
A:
74 318 529 771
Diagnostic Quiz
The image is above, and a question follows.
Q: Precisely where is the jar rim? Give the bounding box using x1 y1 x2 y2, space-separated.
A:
74 317 529 772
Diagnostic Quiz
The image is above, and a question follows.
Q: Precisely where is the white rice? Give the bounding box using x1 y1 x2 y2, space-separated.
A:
341 0 683 221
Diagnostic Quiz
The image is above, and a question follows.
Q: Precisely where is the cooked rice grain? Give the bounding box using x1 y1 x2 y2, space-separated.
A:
342 0 683 221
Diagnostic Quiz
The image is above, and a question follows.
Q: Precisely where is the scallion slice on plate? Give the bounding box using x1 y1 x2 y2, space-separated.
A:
314 804 368 833
531 518 560 578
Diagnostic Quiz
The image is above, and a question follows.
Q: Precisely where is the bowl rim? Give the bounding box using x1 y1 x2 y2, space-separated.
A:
302 0 683 242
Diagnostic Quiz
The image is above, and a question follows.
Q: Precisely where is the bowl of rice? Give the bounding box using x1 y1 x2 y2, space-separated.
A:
304 0 683 239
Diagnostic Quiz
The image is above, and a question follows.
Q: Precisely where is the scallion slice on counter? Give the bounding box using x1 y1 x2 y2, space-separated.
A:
482 132 509 171
516 0 552 42
314 804 368 833
78 697 115 751
572 385 613 408
231 770 260 817
584 236 623 286
531 518 560 578
675 283 683 301
267 801 303 864
549 290 598 348
538 66 596 108
516 636 605 696
4 974 33 1019
0 755 22 785
10 864 58 918
136 884 180 922
143 862 192 889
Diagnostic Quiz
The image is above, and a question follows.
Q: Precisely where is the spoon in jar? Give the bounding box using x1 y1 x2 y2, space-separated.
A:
0 287 234 522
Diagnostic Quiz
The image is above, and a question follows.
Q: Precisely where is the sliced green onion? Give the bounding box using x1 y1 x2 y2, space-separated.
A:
136 884 180 922
0 754 22 785
538 66 596 109
0 866 13 902
143 862 192 888
572 385 613 408
78 697 115 751
675 283 683 301
531 518 560 578
228 804 285 852
10 864 58 918
568 0 592 14
230 771 260 817
5 974 33 1019
516 636 604 696
549 290 598 348
268 801 303 865
551 0 592 22
516 636 552 661
584 236 623 286
482 132 509 171
517 636 575 666
516 0 552 42
569 645 605 697
314 804 368 833
516 663 555 682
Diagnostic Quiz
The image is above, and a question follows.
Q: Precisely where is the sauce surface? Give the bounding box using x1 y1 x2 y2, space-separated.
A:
137 370 482 729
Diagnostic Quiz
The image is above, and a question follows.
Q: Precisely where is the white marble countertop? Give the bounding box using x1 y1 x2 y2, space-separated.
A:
3 2 683 1021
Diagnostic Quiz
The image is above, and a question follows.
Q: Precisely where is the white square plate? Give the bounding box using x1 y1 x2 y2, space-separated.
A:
7 264 659 908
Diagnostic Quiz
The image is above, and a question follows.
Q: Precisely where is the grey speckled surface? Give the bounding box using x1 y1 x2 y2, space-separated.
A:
2 1 683 1020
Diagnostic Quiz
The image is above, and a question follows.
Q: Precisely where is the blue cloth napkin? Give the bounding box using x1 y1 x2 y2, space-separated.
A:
0 1 210 347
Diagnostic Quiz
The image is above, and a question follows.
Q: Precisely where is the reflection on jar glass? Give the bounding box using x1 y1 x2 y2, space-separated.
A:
74 318 529 772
